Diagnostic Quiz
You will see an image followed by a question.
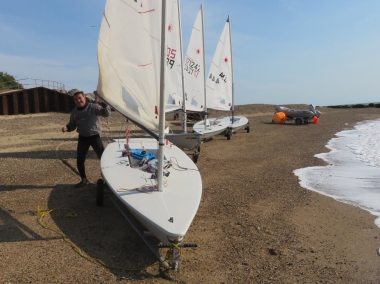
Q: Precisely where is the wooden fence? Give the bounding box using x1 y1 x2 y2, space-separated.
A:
0 87 76 115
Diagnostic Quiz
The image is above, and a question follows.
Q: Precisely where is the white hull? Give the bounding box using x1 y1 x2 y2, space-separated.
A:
100 138 202 244
165 132 202 150
192 117 230 140
223 115 249 132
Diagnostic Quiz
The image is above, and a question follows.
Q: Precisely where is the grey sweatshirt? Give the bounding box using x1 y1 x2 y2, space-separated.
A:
66 102 111 137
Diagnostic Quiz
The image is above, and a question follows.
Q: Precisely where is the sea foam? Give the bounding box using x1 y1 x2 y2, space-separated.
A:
294 119 380 228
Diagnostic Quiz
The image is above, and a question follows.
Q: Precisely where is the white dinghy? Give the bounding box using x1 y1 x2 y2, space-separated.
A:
189 7 230 141
96 0 202 268
162 0 202 153
192 116 231 140
193 16 249 140
221 115 249 136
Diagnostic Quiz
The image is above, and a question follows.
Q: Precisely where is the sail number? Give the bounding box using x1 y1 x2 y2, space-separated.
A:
184 57 200 78
167 47 176 69
209 72 227 84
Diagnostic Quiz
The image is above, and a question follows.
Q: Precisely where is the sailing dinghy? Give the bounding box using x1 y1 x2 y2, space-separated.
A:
96 0 202 268
162 0 202 153
193 16 249 140
188 7 230 141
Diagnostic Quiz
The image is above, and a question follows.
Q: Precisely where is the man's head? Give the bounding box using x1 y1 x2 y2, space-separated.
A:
69 89 86 108
68 89 86 107
74 92 86 108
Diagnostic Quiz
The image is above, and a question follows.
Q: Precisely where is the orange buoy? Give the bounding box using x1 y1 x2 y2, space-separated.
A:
311 116 319 124
272 112 286 124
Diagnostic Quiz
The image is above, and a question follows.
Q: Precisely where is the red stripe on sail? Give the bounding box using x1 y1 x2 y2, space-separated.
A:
138 9 155 14
138 61 152 67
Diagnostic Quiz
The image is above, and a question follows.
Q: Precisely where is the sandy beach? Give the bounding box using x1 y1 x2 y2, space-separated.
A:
0 104 379 283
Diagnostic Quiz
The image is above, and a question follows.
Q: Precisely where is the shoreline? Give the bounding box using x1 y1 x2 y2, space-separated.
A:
294 118 380 229
0 104 379 283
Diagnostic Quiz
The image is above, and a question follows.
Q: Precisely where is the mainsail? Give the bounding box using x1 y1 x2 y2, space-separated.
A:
183 5 206 113
165 0 184 113
206 16 233 111
97 0 163 134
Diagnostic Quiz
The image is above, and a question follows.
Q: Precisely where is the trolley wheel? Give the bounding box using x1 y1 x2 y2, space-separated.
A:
295 118 302 125
246 125 250 133
226 131 231 140
193 152 199 163
96 179 104 207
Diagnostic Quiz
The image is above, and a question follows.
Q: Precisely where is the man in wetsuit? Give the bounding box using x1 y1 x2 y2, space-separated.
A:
62 89 111 187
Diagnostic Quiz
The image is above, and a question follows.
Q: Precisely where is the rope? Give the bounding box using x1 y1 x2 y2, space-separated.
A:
100 117 113 142
117 184 157 193
165 243 182 259
169 157 199 172
125 124 130 149
117 119 127 149
95 95 113 143
35 205 159 271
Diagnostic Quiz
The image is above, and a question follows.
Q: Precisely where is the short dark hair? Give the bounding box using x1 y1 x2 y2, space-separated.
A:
68 88 84 97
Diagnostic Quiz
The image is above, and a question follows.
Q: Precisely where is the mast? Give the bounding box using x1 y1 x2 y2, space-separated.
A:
177 0 187 133
158 0 167 192
228 15 234 124
200 5 207 129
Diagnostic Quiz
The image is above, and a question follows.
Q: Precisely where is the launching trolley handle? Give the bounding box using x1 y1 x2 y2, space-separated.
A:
158 243 198 248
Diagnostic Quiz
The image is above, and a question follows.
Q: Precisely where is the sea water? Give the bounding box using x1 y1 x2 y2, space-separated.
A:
294 119 380 228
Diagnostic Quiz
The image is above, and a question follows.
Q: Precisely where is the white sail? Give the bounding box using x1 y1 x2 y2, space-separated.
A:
183 6 206 112
97 0 162 133
165 0 183 113
206 16 233 111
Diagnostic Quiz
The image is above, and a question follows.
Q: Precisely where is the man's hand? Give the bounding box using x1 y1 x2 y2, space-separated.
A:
62 126 68 133
94 90 105 104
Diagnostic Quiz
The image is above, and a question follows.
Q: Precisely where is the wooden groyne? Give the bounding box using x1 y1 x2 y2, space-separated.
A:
0 87 75 115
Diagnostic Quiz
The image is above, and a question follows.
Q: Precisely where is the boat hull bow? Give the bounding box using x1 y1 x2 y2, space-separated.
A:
100 138 202 244
192 117 230 140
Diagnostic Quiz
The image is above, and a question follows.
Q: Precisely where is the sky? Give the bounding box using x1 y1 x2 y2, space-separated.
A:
1 0 380 107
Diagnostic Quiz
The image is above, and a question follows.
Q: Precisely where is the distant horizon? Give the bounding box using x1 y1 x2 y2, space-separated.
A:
2 84 379 109
2 70 378 109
